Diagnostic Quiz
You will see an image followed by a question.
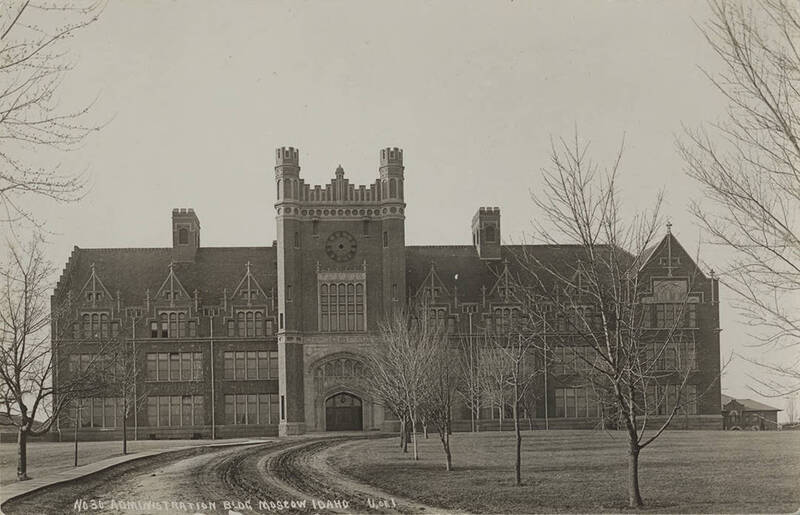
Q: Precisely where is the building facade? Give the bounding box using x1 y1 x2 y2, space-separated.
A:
52 147 723 439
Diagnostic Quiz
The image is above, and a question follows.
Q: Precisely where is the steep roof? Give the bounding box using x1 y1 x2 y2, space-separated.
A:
405 244 619 304
54 246 277 308
721 394 781 412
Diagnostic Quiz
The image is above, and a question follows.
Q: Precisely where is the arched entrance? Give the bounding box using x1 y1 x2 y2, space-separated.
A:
325 392 362 431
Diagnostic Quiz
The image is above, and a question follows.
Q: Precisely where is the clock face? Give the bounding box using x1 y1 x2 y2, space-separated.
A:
325 231 357 262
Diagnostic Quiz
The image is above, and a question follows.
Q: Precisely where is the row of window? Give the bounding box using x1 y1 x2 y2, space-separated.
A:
553 385 699 419
644 341 697 371
642 303 697 329
61 397 122 428
146 352 203 382
224 394 279 425
61 394 280 428
71 352 277 382
74 314 120 339
223 351 278 380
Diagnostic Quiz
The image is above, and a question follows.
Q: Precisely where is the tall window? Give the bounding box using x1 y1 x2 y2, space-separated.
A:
224 394 278 425
154 311 191 338
319 282 365 332
147 396 204 427
81 313 112 339
222 351 278 380
234 310 267 337
61 397 121 428
643 303 697 328
645 341 696 371
145 352 203 381
178 227 189 245
554 388 601 418
645 384 697 415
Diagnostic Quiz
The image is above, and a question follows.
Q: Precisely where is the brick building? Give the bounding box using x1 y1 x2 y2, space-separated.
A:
52 147 722 439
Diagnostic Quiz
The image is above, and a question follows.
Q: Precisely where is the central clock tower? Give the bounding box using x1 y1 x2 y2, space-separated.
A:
274 146 406 435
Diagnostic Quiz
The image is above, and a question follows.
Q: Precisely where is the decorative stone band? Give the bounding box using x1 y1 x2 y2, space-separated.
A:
317 270 367 282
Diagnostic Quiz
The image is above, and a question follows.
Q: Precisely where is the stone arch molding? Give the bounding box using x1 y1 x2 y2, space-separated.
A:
308 352 371 431
309 352 368 381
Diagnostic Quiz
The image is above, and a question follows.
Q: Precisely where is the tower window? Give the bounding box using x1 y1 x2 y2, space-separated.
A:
362 220 369 236
293 232 300 249
383 231 388 248
319 281 366 332
178 227 189 245
312 220 319 236
485 224 496 243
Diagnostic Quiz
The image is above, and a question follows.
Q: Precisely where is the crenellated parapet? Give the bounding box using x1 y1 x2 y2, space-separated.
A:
274 147 406 219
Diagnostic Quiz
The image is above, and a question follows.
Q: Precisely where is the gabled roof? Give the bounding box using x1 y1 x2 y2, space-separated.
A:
405 244 620 305
722 394 781 412
55 246 277 309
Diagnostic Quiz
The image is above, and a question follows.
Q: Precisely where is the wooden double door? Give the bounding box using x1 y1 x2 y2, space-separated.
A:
325 392 363 431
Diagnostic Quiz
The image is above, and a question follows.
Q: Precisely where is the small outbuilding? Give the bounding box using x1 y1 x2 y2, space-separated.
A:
721 394 781 430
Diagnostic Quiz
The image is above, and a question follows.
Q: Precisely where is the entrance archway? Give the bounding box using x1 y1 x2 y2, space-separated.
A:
325 392 363 431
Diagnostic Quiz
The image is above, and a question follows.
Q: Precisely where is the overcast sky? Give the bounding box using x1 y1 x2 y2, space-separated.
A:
16 0 795 418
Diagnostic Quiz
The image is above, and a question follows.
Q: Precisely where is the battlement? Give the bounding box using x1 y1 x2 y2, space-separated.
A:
172 208 199 220
276 146 300 166
380 147 403 166
472 206 500 224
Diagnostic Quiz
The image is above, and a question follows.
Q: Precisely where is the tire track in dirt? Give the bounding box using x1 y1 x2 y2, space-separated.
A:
2 435 448 515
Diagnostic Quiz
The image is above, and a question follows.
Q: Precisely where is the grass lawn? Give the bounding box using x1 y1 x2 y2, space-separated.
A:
335 430 800 513
0 437 265 486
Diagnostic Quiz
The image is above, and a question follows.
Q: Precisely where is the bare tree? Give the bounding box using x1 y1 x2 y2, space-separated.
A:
0 235 111 480
486 325 545 486
479 342 511 431
1 1 104 227
419 322 458 471
515 132 708 507
680 0 799 395
366 304 438 461
455 331 482 432
106 334 147 456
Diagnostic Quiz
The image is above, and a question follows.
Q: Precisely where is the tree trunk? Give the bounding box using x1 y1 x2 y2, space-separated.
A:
514 391 522 486
440 429 453 471
17 427 29 481
122 411 128 455
471 405 476 433
423 423 428 439
411 418 419 461
399 418 406 449
627 443 644 508
498 406 503 431
74 404 79 467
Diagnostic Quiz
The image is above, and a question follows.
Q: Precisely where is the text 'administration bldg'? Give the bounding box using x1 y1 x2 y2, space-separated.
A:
52 147 722 438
